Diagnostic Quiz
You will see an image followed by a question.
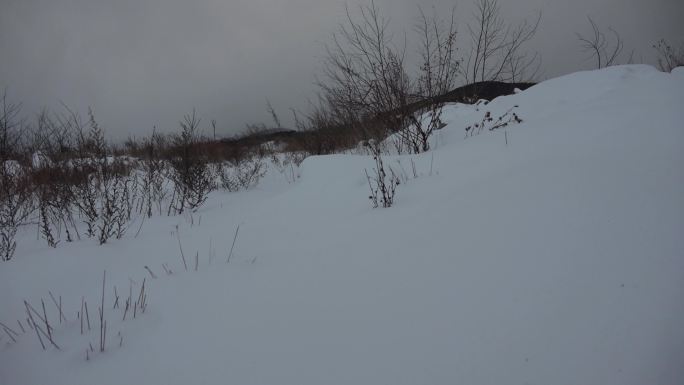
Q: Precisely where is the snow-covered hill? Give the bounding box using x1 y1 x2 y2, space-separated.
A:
1 65 683 385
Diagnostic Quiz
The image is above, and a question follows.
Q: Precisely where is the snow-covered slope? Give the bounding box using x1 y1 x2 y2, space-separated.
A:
1 65 683 385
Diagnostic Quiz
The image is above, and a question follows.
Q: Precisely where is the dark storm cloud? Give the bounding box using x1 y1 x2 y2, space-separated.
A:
1 0 682 140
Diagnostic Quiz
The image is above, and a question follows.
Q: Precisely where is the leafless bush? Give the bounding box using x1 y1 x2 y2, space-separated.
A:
364 140 400 208
399 6 460 153
0 170 32 261
88 110 115 244
83 109 135 244
234 153 266 189
216 151 266 192
0 92 32 261
31 166 79 246
138 130 167 217
653 39 684 72
576 16 624 69
30 111 82 245
62 109 101 238
36 107 135 245
38 199 58 248
319 0 411 143
271 151 305 183
98 171 134 244
73 173 99 239
465 105 523 136
168 110 214 214
287 102 370 155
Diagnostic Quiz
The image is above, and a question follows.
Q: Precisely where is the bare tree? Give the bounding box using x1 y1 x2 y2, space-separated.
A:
576 16 624 69
399 6 460 153
415 6 460 102
465 0 541 84
653 39 684 72
319 0 411 138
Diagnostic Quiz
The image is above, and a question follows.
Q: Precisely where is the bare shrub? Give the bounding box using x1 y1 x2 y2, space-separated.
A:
217 152 266 192
319 0 411 143
0 92 32 261
60 109 101 238
31 165 80 246
399 6 460 154
0 167 32 261
29 110 83 245
34 107 136 245
85 109 134 244
271 151 305 183
653 39 684 72
139 130 167 217
465 105 523 136
86 109 116 244
168 110 214 214
364 140 400 208
288 102 374 156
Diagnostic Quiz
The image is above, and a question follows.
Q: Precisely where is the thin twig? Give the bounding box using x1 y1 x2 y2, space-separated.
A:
0 322 19 337
227 225 240 263
80 297 84 334
85 300 91 331
177 232 188 271
113 286 120 309
24 300 49 329
33 322 60 350
162 263 173 275
99 270 106 352
134 216 145 238
49 291 66 323
41 299 52 341
0 322 18 343
122 299 130 321
137 278 147 313
25 305 45 350
144 266 158 279
429 153 434 176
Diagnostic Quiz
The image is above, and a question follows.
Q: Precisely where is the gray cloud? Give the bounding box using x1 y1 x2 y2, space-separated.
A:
1 0 682 140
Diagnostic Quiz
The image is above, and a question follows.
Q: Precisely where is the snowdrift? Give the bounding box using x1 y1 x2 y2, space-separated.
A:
1 65 683 385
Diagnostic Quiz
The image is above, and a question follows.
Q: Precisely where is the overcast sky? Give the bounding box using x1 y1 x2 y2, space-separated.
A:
1 0 682 140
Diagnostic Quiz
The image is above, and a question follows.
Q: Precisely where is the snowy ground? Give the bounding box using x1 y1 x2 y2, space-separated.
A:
1 65 683 385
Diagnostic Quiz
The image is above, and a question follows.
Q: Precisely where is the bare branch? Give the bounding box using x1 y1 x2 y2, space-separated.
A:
577 16 624 69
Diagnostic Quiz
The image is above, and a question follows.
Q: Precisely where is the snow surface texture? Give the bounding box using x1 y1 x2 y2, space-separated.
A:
1 65 683 385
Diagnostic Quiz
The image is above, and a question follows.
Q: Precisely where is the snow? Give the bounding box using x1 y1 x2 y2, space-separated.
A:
1 65 683 385
1 160 22 176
